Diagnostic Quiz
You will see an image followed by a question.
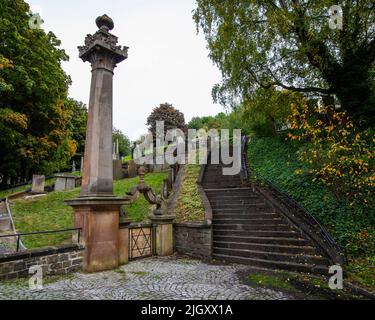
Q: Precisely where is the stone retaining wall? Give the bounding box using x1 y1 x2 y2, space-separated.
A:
174 223 212 259
0 244 84 280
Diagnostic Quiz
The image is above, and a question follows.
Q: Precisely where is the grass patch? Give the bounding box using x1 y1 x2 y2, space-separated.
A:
248 136 375 290
131 271 147 277
11 172 167 249
0 178 56 199
243 271 362 300
246 273 297 292
174 165 205 223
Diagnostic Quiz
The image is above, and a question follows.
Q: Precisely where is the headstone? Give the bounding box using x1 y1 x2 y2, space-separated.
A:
55 174 82 192
113 159 124 180
153 164 163 173
31 175 45 194
72 161 76 173
127 160 137 178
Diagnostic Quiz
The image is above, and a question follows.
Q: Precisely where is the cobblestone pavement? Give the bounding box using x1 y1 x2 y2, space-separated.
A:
0 257 295 300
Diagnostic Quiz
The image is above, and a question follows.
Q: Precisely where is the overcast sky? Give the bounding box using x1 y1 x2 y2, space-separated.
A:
27 0 224 141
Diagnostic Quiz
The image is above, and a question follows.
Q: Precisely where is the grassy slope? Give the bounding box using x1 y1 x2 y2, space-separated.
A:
174 164 205 223
0 178 56 199
11 172 167 249
248 137 375 289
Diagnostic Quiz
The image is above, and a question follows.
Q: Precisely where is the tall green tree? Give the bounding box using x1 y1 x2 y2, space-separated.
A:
66 98 88 155
194 0 375 125
146 103 187 137
0 0 73 187
113 128 131 158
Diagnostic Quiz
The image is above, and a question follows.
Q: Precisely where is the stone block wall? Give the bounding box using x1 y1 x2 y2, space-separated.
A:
174 223 212 259
0 244 84 280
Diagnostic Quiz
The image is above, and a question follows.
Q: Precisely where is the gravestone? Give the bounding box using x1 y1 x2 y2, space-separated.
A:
127 160 137 178
31 175 45 194
55 174 82 192
113 159 124 180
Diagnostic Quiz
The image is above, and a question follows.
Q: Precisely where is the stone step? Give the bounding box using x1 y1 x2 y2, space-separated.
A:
204 187 253 193
212 254 329 275
212 218 284 225
212 223 291 232
208 199 265 205
205 192 258 197
213 235 310 246
205 194 260 200
213 229 303 238
212 208 274 215
203 184 242 189
213 212 279 219
213 241 317 255
210 203 269 209
213 247 329 265
204 174 241 183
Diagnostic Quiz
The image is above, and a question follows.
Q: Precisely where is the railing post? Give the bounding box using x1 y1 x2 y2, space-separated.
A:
16 235 20 252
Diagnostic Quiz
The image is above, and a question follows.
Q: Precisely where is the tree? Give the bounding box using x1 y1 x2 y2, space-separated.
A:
65 98 88 155
113 128 131 158
146 103 187 138
241 88 304 136
0 0 73 187
194 1 375 126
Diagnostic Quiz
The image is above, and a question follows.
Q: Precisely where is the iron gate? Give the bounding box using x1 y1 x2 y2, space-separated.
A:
129 224 155 260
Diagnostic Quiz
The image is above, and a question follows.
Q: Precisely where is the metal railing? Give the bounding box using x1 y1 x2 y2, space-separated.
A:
240 135 250 181
0 228 82 253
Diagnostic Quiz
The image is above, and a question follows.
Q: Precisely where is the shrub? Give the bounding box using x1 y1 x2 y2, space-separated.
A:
288 104 374 207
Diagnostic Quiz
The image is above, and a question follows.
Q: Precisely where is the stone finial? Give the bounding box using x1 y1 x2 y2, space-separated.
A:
96 14 114 32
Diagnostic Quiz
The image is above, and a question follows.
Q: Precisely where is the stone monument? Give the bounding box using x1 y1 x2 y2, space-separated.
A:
66 15 129 272
31 175 45 194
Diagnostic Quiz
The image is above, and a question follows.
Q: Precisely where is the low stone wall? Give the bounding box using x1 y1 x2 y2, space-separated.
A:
0 244 84 280
174 223 212 259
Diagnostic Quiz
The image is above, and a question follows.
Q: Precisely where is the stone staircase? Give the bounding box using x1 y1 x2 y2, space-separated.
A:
202 164 331 274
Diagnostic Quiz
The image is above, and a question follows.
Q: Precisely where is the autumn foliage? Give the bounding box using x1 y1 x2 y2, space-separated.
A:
288 104 374 207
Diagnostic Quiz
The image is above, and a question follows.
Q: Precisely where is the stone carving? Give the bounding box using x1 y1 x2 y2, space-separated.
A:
78 14 128 71
122 166 167 216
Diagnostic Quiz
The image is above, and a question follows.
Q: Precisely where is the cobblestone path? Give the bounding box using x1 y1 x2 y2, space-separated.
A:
0 257 295 300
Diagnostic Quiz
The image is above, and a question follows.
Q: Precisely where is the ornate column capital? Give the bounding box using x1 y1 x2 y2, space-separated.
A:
78 14 128 72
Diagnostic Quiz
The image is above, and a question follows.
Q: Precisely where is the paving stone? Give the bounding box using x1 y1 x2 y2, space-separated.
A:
0 257 295 300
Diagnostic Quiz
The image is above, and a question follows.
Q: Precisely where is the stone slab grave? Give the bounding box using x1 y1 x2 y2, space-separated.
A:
55 174 82 192
0 201 11 231
127 160 137 178
31 175 46 194
113 159 124 180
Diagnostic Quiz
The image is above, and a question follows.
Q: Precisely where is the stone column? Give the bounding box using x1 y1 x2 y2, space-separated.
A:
65 15 129 273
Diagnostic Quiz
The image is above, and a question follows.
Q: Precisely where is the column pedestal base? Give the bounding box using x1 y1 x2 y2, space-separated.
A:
65 197 128 273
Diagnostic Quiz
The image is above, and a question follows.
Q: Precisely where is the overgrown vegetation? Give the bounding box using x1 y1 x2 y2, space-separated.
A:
288 104 374 206
11 173 167 248
248 136 375 289
243 271 362 300
174 165 205 223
